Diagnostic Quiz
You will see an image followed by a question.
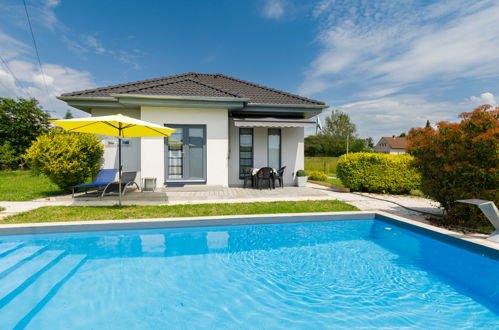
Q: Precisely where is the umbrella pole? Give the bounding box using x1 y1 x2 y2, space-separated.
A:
118 132 122 206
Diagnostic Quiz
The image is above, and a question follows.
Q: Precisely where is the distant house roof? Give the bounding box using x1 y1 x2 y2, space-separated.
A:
60 72 325 106
381 136 408 149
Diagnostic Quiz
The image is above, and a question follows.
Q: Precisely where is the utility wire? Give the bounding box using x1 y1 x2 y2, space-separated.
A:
0 53 33 98
22 0 56 111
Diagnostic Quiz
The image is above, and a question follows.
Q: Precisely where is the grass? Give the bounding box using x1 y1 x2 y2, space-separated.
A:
0 206 4 212
305 157 339 176
324 177 345 187
0 170 63 201
2 200 359 224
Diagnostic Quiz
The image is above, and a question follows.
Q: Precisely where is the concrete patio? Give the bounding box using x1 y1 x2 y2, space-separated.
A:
0 183 443 223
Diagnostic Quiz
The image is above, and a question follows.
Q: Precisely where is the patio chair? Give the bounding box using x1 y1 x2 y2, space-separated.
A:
104 171 140 196
72 169 117 198
256 167 275 190
274 166 286 188
242 168 254 188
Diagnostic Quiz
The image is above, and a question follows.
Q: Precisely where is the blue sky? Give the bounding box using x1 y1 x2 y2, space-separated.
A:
1 0 498 140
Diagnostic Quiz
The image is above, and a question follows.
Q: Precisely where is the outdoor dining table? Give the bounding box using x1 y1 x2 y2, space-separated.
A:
249 167 277 189
250 168 277 176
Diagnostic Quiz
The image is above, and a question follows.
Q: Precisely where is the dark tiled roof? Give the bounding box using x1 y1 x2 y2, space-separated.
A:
130 78 242 98
61 73 325 106
382 137 408 149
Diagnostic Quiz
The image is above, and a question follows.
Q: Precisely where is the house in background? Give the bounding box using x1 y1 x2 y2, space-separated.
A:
374 136 408 154
58 73 328 188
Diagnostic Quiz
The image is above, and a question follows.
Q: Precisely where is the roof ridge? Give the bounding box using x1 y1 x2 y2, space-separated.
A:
210 73 325 105
61 72 196 97
128 77 244 98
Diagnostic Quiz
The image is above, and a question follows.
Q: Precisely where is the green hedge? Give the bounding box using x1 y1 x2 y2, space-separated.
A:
336 153 420 194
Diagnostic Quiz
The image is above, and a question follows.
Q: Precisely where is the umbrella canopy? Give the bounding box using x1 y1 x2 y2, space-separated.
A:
50 114 175 204
49 113 175 138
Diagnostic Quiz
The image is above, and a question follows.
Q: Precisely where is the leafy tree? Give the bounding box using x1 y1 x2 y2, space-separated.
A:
399 132 406 137
23 129 104 191
322 110 357 140
407 105 498 231
0 98 50 167
305 110 370 156
304 135 325 156
365 137 375 149
64 109 74 119
0 142 19 170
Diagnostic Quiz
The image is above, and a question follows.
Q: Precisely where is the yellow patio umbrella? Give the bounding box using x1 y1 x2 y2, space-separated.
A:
50 114 175 204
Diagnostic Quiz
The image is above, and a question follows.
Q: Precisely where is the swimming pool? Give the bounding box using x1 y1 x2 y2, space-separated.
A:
0 214 498 329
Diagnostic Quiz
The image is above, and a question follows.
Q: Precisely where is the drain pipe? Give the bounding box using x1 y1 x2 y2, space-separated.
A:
456 199 499 243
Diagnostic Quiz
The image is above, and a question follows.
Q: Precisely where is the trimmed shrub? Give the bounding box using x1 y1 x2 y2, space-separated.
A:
308 171 328 181
407 105 498 231
23 129 104 191
336 152 421 194
295 170 308 177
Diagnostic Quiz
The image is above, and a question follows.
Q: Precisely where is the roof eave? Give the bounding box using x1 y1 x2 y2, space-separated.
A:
247 102 328 109
57 96 117 101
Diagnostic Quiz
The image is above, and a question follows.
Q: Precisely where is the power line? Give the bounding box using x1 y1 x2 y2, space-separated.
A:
0 53 33 98
22 0 56 110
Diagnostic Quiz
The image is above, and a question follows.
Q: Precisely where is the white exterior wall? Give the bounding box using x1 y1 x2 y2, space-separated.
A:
93 107 304 188
281 127 305 185
140 106 229 187
91 109 141 181
228 118 304 186
374 138 406 154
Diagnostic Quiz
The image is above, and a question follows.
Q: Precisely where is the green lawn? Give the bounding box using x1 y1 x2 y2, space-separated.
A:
0 170 63 201
324 177 344 187
2 200 359 224
305 157 339 176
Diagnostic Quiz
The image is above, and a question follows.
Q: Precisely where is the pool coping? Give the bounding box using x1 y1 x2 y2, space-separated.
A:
0 211 498 254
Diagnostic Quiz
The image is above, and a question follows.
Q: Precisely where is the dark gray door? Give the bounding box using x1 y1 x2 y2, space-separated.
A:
165 125 206 183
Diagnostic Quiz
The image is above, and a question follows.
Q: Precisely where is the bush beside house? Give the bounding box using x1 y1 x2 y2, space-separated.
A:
336 153 420 194
23 130 104 191
307 171 328 181
407 105 498 230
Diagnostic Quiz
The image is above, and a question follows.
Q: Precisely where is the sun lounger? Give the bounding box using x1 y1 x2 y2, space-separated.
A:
72 169 117 198
103 171 140 196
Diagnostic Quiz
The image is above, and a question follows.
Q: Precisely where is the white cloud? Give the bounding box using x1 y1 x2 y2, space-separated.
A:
0 31 94 117
117 49 144 70
84 35 106 54
0 30 30 60
315 94 463 141
262 0 286 19
469 92 497 106
300 0 499 95
32 0 62 30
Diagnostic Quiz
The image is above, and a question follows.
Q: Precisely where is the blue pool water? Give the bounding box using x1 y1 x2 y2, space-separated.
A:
0 218 498 329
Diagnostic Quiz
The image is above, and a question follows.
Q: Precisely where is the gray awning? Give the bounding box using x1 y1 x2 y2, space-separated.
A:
233 117 316 128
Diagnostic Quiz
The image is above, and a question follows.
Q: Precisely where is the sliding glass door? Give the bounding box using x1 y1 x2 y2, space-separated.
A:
165 125 206 183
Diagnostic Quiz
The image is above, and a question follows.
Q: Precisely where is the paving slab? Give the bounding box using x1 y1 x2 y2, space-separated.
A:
0 184 443 224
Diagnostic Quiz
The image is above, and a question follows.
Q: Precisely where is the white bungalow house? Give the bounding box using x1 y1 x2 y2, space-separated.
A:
374 136 408 154
58 73 328 188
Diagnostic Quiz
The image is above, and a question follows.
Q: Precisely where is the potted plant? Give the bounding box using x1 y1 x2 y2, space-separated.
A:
295 170 308 187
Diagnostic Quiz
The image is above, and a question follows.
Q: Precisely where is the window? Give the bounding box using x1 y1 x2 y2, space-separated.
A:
268 128 281 169
239 128 253 178
165 125 206 182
